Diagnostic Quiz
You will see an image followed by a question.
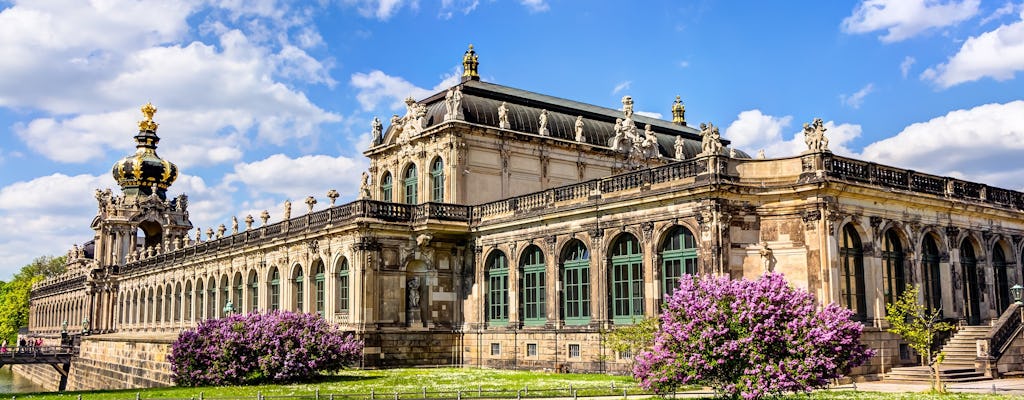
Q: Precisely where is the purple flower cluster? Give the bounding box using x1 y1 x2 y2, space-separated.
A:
168 311 363 386
633 273 873 399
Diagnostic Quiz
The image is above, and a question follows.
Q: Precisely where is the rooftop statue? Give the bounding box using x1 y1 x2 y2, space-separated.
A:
575 116 585 143
699 122 723 156
538 109 549 136
497 102 511 129
803 117 830 153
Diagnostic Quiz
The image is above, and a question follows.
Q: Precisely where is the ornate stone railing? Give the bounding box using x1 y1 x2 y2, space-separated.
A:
981 303 1023 359
475 157 708 221
31 274 86 297
121 199 471 275
823 154 1024 210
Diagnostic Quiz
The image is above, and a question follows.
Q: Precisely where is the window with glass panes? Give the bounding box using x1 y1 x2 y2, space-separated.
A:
234 277 243 312
660 226 697 300
430 157 444 202
249 272 258 312
486 252 509 325
221 277 230 315
185 284 193 321
270 268 280 311
403 165 418 204
520 246 546 325
839 225 866 322
561 240 590 325
994 247 1010 312
380 172 393 202
314 264 325 315
196 282 204 319
881 230 905 306
207 278 216 318
293 267 304 311
338 259 350 312
610 234 644 324
921 236 942 315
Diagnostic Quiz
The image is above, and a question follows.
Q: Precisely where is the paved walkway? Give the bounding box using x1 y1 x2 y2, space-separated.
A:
837 378 1024 395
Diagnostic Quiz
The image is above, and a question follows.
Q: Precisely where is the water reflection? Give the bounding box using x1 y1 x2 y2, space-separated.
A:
0 366 50 394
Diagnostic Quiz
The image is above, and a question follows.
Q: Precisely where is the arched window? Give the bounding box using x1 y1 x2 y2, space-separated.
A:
882 229 906 306
839 224 866 322
610 234 644 324
337 258 350 313
269 267 281 311
486 251 509 325
293 266 305 312
994 246 1010 312
430 157 444 202
248 270 259 312
660 226 697 299
174 283 182 323
207 277 216 319
560 240 590 325
961 239 981 325
195 281 205 320
921 235 942 315
314 262 326 316
221 275 230 316
520 245 546 326
380 172 393 202
184 281 193 323
403 164 418 204
165 284 173 322
155 287 163 323
233 272 243 313
148 288 155 323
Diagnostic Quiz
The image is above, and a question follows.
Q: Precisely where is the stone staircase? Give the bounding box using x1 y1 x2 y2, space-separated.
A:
885 325 990 383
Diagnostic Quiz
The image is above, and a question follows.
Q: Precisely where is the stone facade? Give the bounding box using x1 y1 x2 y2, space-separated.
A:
25 47 1024 389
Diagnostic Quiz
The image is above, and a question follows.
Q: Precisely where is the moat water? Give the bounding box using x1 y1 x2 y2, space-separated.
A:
0 366 48 394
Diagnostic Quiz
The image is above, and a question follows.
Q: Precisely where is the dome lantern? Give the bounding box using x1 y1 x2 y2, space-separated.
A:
111 103 178 199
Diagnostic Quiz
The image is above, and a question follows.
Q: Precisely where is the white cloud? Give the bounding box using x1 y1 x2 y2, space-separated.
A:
0 1 341 167
0 173 114 278
900 56 916 78
921 11 1024 88
350 68 460 113
860 100 1024 189
980 2 1019 25
723 110 861 157
521 0 550 13
439 0 479 19
225 154 368 199
343 0 417 20
840 83 875 109
635 111 664 119
678 60 690 68
841 0 981 43
611 81 632 95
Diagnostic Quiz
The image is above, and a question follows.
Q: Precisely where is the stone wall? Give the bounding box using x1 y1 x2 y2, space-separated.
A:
462 330 631 374
12 363 64 392
65 332 176 391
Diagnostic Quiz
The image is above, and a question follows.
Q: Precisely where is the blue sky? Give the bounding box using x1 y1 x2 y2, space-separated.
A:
1 0 1023 279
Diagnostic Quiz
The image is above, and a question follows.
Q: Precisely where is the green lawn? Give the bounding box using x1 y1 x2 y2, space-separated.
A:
8 368 1011 400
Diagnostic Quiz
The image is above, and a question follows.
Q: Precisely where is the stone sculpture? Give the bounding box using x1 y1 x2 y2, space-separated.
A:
408 277 421 308
498 102 510 129
803 118 830 153
674 136 686 160
371 117 383 144
699 122 723 156
575 116 585 142
538 109 549 136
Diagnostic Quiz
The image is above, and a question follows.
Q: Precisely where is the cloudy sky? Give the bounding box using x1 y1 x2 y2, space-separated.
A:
1 0 1023 279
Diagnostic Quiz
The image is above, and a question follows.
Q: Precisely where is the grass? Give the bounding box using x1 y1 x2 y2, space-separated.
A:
8 368 1014 400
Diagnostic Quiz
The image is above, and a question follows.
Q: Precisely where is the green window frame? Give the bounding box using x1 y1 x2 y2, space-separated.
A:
221 277 230 316
486 251 509 325
520 246 546 326
338 259 350 312
561 240 590 325
314 264 325 316
270 268 280 311
380 172 393 202
293 267 304 312
403 164 418 204
207 279 216 319
660 226 697 300
610 234 644 324
185 284 193 321
195 282 204 319
431 157 444 202
248 272 258 312
234 277 243 312
840 224 866 322
921 236 942 315
881 230 905 306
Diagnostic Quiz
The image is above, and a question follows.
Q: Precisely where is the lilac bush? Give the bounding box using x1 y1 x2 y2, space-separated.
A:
633 273 873 399
169 311 363 386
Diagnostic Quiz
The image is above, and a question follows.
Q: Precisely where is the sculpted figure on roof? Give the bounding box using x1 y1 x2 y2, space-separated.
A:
444 86 464 121
538 109 549 136
371 117 383 144
803 117 830 153
639 124 659 158
700 122 723 156
574 116 585 143
609 118 628 153
674 136 686 160
498 102 510 129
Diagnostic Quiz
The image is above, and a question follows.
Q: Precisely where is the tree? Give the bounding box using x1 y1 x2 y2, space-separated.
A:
633 273 873 399
603 316 657 366
169 311 363 386
885 285 954 392
0 255 66 343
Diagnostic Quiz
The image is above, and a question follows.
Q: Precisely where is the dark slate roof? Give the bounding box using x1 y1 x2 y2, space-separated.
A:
387 80 750 159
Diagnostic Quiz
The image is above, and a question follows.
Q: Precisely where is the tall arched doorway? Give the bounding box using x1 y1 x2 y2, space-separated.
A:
960 238 981 325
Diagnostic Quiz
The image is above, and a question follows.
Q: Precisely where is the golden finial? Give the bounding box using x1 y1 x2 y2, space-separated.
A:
671 95 686 126
462 44 479 81
138 102 159 131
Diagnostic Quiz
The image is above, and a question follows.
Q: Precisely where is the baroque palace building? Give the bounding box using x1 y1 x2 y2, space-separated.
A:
27 46 1024 383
